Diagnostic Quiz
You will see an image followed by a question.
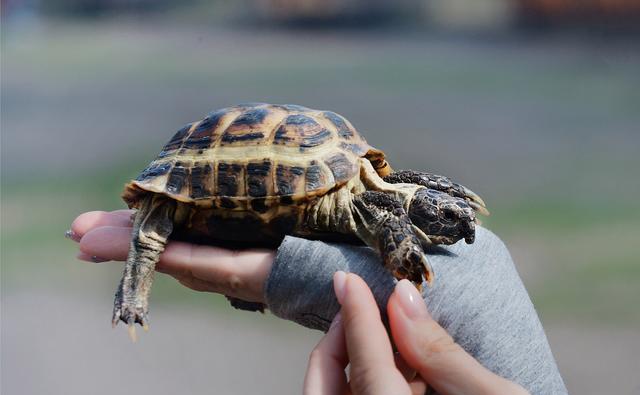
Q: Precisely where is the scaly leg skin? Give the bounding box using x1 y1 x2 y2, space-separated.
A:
383 170 489 216
113 194 175 341
353 191 434 288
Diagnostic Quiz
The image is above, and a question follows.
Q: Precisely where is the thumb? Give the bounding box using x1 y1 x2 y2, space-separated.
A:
388 280 528 395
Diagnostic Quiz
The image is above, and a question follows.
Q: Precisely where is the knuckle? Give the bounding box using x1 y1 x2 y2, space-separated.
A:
340 307 371 331
350 364 382 394
224 273 243 294
350 363 406 395
415 321 460 361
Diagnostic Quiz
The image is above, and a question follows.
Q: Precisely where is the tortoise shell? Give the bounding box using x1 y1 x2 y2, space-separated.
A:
123 103 387 210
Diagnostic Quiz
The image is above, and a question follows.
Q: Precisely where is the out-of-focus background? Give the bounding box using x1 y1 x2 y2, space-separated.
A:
2 1 639 394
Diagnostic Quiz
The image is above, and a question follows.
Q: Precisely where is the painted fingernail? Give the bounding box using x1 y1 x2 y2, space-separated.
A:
65 229 80 242
333 271 347 304
395 280 430 320
76 252 108 263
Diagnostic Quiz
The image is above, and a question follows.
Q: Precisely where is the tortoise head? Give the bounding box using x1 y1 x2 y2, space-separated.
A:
408 188 476 245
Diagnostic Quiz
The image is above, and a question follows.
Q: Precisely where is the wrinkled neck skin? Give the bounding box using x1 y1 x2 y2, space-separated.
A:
357 158 421 211
305 159 421 236
304 176 363 235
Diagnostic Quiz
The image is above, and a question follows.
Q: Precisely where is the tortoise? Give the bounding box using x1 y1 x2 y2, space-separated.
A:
114 103 488 339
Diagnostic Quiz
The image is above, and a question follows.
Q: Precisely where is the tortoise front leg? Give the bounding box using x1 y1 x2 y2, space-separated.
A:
384 170 489 216
352 191 434 287
113 194 175 341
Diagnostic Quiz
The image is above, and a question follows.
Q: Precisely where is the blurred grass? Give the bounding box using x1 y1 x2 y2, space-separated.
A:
7 24 640 114
0 168 234 312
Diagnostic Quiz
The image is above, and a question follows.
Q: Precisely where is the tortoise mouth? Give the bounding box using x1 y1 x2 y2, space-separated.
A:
463 219 476 244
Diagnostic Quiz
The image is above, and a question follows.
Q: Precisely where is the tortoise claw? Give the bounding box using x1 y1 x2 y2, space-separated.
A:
112 309 121 328
127 322 137 343
463 187 487 210
112 297 149 342
420 255 434 288
469 200 490 217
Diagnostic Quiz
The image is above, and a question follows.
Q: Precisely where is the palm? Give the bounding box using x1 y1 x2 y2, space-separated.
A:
69 210 274 303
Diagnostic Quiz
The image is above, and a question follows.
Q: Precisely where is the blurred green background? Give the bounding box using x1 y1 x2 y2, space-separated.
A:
2 1 639 394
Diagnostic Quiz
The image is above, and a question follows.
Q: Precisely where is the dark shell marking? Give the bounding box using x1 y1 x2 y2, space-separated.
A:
125 103 380 206
162 123 193 152
323 111 355 139
220 108 270 146
247 161 272 198
166 162 189 195
190 163 213 199
274 114 333 151
324 152 358 184
276 164 305 199
217 162 243 197
182 111 225 150
136 162 171 181
305 161 328 193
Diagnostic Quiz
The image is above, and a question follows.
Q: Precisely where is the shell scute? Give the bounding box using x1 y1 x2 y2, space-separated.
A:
217 162 244 197
247 160 273 198
273 114 333 151
275 164 305 198
323 111 355 139
161 123 193 152
189 163 213 199
136 162 171 182
304 160 334 194
324 152 359 184
182 112 225 150
166 162 189 195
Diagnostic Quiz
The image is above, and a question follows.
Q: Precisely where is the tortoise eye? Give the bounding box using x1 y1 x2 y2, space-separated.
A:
443 210 456 221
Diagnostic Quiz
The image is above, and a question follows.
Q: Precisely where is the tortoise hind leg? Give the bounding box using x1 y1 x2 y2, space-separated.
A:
383 170 489 216
113 194 175 340
352 191 434 287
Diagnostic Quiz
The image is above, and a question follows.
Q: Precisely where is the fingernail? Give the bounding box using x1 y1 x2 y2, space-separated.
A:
395 280 430 320
76 252 108 263
65 229 80 242
333 271 347 304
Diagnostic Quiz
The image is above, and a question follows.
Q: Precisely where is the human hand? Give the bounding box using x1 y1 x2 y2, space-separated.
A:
68 210 275 303
304 272 530 395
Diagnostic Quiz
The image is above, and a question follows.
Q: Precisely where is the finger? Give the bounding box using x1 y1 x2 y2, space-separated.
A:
78 222 274 302
159 242 274 302
79 226 131 261
76 252 110 263
395 355 427 395
173 273 220 293
334 272 409 395
303 313 348 395
408 376 428 395
394 354 416 382
388 280 529 395
70 210 133 240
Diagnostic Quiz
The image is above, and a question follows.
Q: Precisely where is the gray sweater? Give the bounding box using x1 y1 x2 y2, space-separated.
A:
262 227 568 394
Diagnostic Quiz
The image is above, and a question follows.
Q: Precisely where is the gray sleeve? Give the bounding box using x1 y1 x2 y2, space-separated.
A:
264 227 568 395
